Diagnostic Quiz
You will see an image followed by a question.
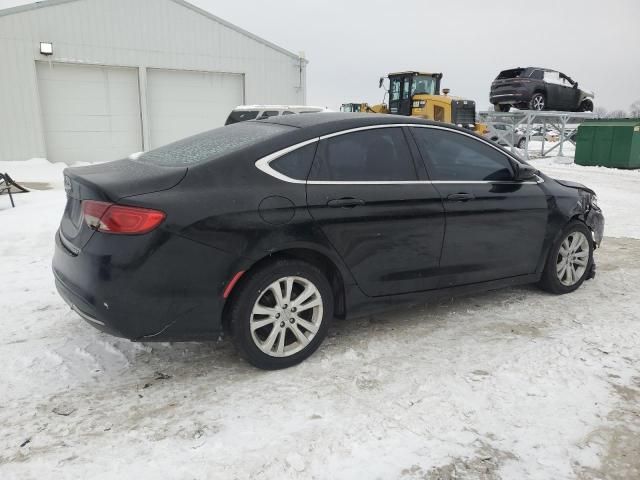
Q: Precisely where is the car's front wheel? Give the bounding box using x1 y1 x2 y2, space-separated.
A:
579 99 594 112
538 221 593 294
229 259 333 369
529 93 546 111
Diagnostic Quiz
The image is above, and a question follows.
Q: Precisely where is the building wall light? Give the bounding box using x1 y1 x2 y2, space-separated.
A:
40 42 53 55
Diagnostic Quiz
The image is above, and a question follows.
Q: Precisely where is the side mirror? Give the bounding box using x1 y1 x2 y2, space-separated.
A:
573 82 579 89
379 77 384 88
514 162 539 181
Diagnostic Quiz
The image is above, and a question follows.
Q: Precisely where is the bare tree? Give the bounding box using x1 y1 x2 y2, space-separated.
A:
594 106 608 118
630 100 640 118
607 109 628 119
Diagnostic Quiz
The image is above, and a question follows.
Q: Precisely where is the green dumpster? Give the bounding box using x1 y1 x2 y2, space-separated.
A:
574 118 640 169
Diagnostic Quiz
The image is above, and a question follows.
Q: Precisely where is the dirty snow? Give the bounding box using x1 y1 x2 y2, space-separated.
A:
0 158 639 479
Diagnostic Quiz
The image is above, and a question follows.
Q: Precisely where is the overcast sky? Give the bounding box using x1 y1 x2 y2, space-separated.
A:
2 0 639 111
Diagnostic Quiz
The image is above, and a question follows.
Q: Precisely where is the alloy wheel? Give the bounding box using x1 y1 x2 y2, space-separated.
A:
556 231 589 286
532 95 545 110
250 276 323 357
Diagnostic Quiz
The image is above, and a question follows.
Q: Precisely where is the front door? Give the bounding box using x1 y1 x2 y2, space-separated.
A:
389 76 412 116
306 126 445 296
543 71 565 110
559 73 581 110
410 126 549 287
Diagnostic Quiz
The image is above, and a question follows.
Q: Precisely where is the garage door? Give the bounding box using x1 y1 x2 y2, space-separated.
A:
36 62 142 164
147 69 244 148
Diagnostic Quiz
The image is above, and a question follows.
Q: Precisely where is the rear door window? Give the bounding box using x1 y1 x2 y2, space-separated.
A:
411 127 514 181
310 128 418 181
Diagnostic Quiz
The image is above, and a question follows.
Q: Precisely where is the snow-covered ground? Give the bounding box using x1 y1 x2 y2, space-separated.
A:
1 158 639 479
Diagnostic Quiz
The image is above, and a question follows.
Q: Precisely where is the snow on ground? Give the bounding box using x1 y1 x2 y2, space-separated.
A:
1 158 639 479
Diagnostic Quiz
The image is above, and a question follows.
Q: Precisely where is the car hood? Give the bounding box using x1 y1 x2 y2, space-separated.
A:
580 88 594 98
555 178 595 195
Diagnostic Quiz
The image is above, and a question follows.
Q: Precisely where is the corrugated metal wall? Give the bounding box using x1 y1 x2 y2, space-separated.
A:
0 0 307 161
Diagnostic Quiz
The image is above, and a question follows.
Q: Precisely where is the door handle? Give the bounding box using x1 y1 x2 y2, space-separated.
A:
327 197 366 208
446 192 475 202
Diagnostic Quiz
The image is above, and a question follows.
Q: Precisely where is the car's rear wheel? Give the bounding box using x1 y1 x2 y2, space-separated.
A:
530 93 546 111
229 259 333 369
538 221 593 294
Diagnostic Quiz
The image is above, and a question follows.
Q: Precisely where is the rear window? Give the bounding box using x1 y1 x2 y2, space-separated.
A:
225 110 260 125
497 68 525 79
258 110 281 120
137 122 294 167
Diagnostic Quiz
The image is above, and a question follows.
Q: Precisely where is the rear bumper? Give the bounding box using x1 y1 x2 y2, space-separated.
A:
53 229 245 341
490 86 532 105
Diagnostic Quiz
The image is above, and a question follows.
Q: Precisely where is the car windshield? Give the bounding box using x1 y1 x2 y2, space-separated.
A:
225 110 260 125
411 76 437 95
136 122 294 167
497 68 525 79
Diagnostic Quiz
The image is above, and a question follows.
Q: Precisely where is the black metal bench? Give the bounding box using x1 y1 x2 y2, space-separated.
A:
0 173 29 208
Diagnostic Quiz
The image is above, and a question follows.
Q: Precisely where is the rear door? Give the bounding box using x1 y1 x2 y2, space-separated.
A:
410 126 548 287
306 126 445 296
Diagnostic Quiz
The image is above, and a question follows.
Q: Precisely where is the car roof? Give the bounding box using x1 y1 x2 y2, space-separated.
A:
258 112 445 135
232 105 327 111
500 67 556 73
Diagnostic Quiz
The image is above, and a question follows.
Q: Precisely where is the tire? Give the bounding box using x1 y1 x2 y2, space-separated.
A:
517 138 526 149
538 221 594 294
497 104 511 112
229 259 333 369
579 99 594 112
529 93 546 111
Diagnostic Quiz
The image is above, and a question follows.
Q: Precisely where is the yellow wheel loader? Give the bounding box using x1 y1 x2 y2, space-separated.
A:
372 71 479 131
340 103 385 113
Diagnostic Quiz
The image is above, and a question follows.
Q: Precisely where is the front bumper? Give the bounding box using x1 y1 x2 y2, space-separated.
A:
586 206 605 247
53 229 244 341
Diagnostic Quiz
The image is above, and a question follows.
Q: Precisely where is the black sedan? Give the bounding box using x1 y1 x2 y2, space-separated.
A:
53 113 604 369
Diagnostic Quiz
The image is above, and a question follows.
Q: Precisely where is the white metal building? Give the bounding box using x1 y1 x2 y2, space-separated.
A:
0 0 308 163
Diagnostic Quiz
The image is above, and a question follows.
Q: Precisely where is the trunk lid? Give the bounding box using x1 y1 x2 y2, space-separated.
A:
59 159 187 252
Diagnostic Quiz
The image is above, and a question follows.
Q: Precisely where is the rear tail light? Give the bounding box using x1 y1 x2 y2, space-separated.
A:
82 200 166 234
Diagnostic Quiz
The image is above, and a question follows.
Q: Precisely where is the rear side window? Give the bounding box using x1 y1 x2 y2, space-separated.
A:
137 122 294 166
310 128 417 181
497 68 525 79
269 143 317 180
225 110 259 125
411 128 514 181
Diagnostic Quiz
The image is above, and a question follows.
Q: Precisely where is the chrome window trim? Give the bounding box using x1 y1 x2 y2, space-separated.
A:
254 123 544 185
254 137 320 184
